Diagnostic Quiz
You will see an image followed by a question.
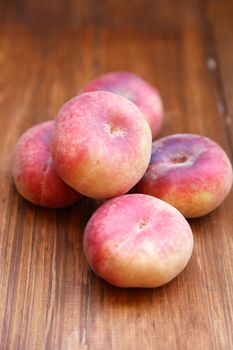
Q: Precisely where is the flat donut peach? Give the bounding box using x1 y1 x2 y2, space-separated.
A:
82 72 163 139
12 121 82 208
51 91 152 199
135 134 233 218
84 194 193 288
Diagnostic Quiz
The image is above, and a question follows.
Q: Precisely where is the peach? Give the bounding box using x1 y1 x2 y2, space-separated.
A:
84 194 193 288
135 134 233 218
51 91 152 199
12 121 82 208
82 72 163 139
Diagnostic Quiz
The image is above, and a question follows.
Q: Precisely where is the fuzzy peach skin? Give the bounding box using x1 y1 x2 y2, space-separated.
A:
51 91 152 199
135 134 233 218
84 194 193 288
12 121 82 208
82 72 163 139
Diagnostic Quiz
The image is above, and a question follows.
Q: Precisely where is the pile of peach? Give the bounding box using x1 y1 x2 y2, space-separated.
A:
12 72 233 288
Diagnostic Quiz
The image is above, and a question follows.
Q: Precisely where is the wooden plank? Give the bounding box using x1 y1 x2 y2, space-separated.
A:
0 1 232 349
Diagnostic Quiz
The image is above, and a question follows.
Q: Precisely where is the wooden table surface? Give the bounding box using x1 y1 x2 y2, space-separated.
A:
0 1 233 349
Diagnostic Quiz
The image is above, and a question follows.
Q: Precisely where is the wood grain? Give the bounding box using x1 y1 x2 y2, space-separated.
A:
0 0 233 349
